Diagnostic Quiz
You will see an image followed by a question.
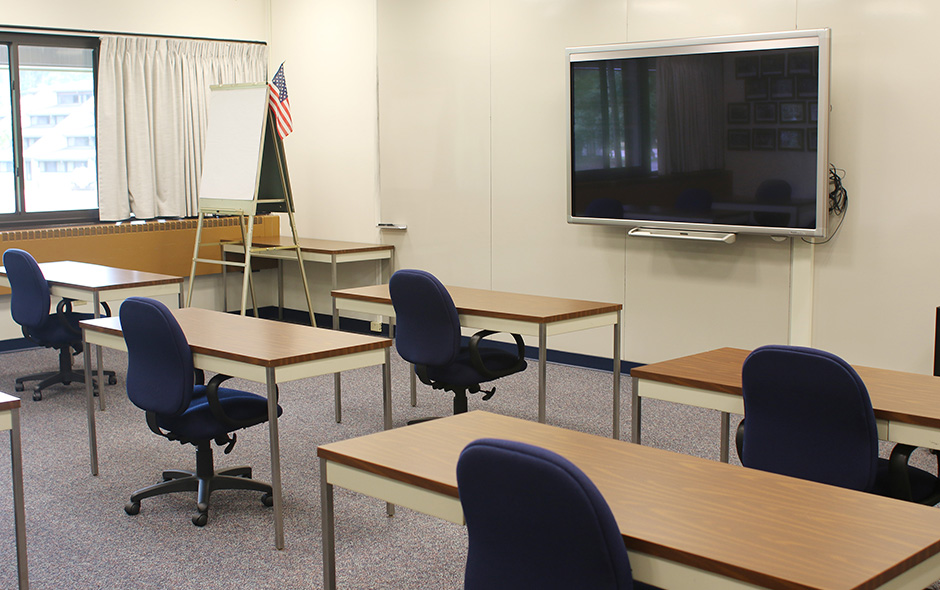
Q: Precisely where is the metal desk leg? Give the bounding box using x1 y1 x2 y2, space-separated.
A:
266 367 285 549
538 325 547 423
383 348 393 431
334 373 342 424
10 407 28 590
320 458 336 590
277 259 284 321
631 375 642 445
383 348 396 517
332 256 342 423
93 293 105 411
720 412 730 463
410 365 417 407
222 249 228 312
84 332 99 476
612 310 621 439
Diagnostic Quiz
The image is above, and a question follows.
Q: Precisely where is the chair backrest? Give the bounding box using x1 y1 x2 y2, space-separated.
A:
456 438 636 590
388 269 460 368
119 297 195 416
3 248 51 330
740 344 879 491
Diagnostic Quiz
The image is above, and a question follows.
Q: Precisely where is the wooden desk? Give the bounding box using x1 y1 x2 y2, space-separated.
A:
80 307 393 550
332 284 624 437
221 236 394 324
0 392 27 589
0 260 184 310
318 410 940 590
0 261 184 409
631 347 940 462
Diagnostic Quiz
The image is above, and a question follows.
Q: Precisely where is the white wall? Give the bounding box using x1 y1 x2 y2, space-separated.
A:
371 0 793 362
9 0 940 375
360 0 940 373
4 0 270 41
268 0 383 316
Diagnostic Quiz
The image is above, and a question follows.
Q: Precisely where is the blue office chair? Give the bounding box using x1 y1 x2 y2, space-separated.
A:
119 297 280 526
388 269 527 415
457 438 658 590
736 344 940 504
3 248 116 400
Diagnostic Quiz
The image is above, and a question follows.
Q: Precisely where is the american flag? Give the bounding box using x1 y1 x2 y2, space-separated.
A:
268 62 292 139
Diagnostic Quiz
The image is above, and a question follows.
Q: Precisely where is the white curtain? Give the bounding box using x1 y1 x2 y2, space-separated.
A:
96 36 268 221
655 55 724 175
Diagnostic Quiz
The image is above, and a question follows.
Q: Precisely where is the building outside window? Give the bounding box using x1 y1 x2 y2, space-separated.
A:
0 33 100 227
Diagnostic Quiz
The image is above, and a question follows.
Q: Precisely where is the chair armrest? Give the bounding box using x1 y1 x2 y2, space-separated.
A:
735 420 745 463
886 443 940 503
468 330 526 379
54 298 111 340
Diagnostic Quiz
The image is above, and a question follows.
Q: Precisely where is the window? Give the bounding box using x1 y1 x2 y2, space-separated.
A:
0 33 99 226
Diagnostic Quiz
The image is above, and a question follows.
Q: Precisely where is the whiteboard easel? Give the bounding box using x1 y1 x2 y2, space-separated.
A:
187 83 315 325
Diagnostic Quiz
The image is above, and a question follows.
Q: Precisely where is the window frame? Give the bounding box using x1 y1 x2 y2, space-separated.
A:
1 32 100 229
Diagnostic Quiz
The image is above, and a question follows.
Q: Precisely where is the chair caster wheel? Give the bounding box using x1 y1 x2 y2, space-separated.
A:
32 390 42 401
261 493 274 507
192 512 208 527
14 383 23 392
108 376 117 385
124 502 140 515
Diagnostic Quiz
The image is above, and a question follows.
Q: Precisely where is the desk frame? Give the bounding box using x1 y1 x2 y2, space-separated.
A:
318 411 940 590
81 310 392 550
0 261 184 411
631 347 940 463
332 287 622 438
221 237 394 325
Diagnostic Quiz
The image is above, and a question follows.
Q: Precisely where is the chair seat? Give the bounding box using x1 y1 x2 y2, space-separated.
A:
28 310 95 345
426 347 526 387
156 386 279 441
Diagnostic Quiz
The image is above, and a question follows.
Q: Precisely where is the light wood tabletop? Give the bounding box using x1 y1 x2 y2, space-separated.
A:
333 283 622 324
83 306 392 369
632 347 940 430
319 410 940 590
0 260 183 292
0 391 21 412
239 235 395 255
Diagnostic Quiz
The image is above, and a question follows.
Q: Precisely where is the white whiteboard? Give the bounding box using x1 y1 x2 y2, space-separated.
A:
198 84 269 208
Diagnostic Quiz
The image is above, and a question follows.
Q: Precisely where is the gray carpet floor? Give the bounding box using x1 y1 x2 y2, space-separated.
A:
0 344 937 589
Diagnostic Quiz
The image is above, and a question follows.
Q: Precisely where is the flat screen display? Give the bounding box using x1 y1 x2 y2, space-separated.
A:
567 29 830 238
